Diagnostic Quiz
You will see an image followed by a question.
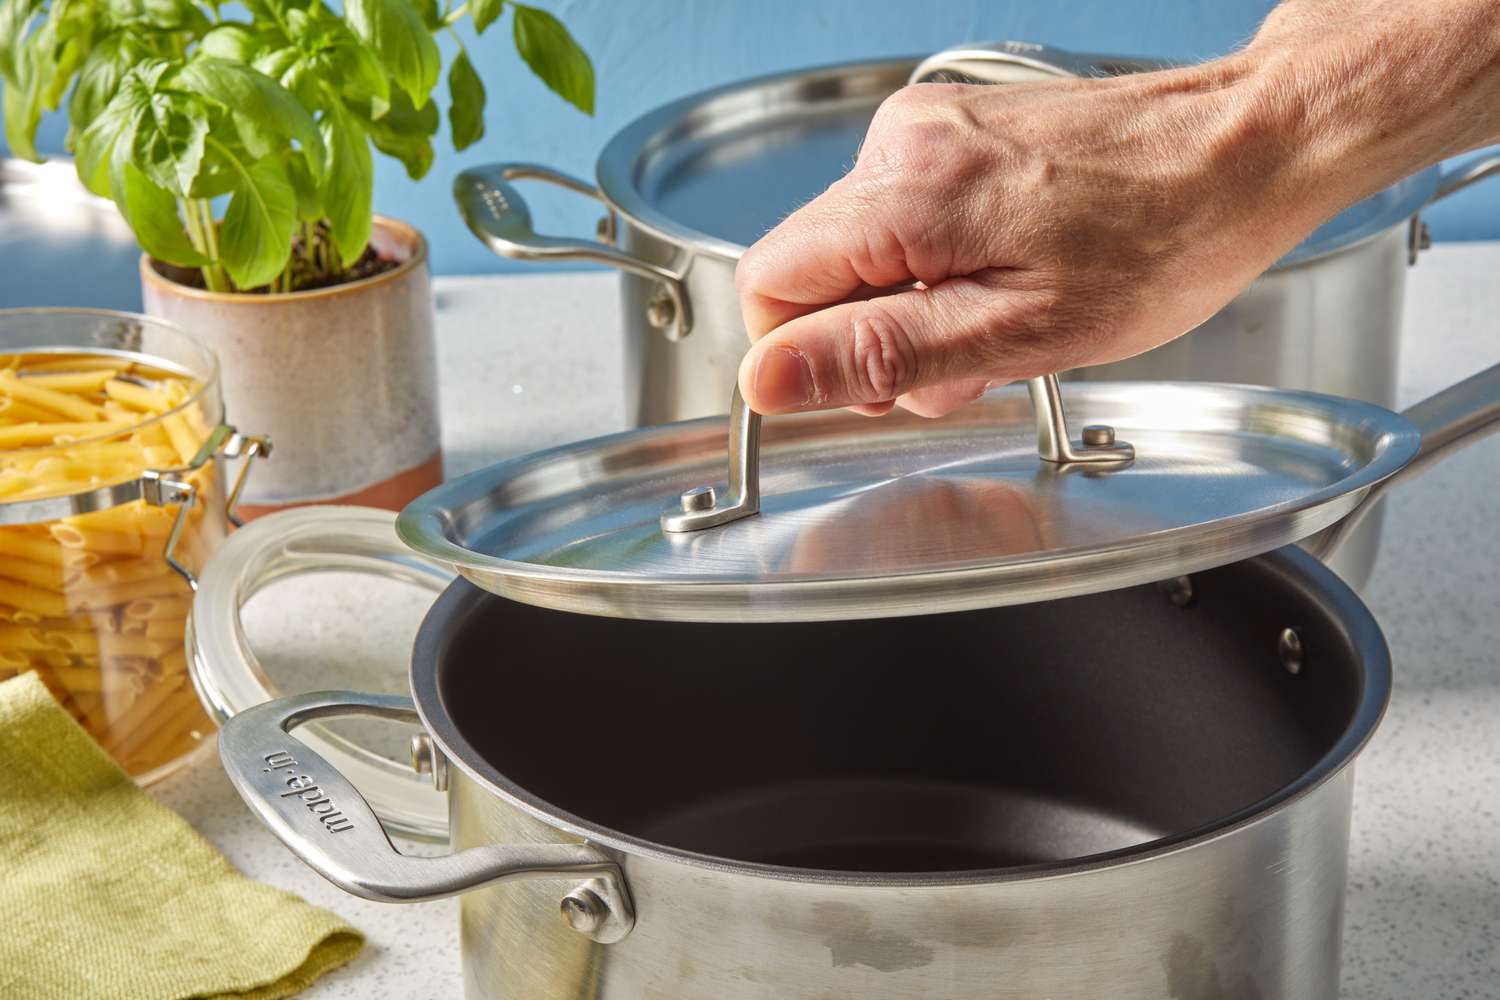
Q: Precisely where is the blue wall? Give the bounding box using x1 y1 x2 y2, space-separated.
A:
13 0 1500 274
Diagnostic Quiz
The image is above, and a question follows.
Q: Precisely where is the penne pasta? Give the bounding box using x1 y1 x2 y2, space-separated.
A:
1 349 219 777
22 370 115 392
104 378 173 412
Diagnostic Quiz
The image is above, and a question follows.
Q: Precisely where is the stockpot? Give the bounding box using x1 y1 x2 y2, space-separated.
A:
215 360 1500 999
453 40 1500 589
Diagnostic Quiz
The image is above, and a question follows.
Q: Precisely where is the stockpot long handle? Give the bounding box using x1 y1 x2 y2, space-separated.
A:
453 163 691 340
219 690 635 942
1305 361 1500 560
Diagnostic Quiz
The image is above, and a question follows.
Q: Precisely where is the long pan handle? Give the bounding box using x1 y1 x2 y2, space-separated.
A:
1305 362 1500 560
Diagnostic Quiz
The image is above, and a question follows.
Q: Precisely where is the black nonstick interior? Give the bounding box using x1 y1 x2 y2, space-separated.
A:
418 547 1385 873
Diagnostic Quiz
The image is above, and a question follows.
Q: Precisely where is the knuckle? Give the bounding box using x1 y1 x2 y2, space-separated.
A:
847 307 920 402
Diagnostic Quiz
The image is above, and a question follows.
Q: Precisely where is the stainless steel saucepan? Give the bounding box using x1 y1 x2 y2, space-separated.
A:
454 39 1500 590
211 359 1498 999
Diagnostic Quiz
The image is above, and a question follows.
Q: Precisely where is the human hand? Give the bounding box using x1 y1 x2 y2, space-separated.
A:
733 0 1500 418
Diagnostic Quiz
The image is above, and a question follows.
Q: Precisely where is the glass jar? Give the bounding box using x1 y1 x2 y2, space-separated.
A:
0 308 264 782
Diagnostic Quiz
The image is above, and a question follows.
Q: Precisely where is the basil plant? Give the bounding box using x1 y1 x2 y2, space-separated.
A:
0 0 593 292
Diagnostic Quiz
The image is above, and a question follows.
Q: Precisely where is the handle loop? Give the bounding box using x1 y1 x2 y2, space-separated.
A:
454 163 693 340
220 690 634 942
661 374 1134 533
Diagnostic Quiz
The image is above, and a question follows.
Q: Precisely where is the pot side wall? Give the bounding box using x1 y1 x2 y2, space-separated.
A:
450 767 1355 1000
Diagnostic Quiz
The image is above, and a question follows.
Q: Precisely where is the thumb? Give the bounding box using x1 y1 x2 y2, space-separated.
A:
737 272 1038 414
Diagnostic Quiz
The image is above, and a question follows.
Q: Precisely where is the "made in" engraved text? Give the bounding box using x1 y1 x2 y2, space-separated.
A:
263 750 355 833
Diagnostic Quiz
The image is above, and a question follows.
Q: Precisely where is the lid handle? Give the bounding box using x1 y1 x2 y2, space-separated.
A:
660 374 1134 533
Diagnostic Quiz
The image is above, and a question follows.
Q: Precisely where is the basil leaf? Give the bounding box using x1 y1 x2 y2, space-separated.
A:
2 74 43 161
344 0 439 108
511 3 591 114
172 55 325 178
110 158 210 267
414 0 442 31
199 23 262 63
469 0 500 34
329 41 389 120
320 101 372 268
132 90 208 195
0 0 43 86
215 145 297 288
74 68 144 193
68 30 141 130
356 85 435 179
284 150 322 221
104 0 210 33
447 47 483 151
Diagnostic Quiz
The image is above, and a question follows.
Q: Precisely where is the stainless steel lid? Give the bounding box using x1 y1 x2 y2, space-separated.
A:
594 43 1437 269
396 376 1420 623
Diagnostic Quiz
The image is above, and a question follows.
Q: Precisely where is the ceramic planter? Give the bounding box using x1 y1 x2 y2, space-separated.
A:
141 216 441 516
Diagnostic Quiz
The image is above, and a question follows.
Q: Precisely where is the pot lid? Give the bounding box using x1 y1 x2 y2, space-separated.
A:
595 46 1434 269
396 377 1419 624
189 506 452 840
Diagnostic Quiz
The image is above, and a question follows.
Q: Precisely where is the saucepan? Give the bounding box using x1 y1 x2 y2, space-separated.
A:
210 359 1499 999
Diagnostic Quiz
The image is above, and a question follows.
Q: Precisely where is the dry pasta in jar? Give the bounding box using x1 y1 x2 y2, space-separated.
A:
0 350 227 779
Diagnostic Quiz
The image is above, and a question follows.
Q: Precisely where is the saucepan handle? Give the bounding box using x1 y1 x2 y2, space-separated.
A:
219 690 635 942
660 374 1133 532
453 163 692 340
1305 362 1500 560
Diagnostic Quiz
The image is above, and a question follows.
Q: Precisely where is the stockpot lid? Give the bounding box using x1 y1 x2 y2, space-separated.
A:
594 45 1435 270
396 377 1420 624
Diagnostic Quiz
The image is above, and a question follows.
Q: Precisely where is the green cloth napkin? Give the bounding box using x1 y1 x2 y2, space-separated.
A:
0 672 363 999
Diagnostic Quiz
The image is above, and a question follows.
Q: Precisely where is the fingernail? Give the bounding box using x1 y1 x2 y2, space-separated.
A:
753 347 816 412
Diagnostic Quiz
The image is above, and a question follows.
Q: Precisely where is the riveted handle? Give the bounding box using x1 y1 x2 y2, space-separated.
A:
454 162 692 340
660 374 1134 533
220 690 635 942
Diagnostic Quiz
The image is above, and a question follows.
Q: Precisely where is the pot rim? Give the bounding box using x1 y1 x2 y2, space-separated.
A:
592 55 1435 272
412 545 1391 886
139 215 428 304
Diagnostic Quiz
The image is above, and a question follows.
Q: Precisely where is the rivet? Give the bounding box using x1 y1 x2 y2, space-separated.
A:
646 294 676 329
560 888 606 935
1278 628 1304 675
1081 424 1116 447
680 485 716 513
408 732 449 791
1157 576 1194 608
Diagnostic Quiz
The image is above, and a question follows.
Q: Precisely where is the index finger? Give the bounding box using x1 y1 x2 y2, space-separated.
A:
734 172 918 340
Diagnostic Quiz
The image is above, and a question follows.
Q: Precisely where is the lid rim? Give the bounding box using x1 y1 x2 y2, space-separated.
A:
396 381 1421 624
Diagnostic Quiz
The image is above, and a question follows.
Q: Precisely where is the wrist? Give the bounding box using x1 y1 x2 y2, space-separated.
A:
1237 1 1500 205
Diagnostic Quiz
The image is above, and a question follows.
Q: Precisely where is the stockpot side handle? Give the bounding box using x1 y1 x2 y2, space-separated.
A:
1306 362 1500 560
453 163 692 340
219 691 635 943
1432 147 1500 203
660 374 1133 533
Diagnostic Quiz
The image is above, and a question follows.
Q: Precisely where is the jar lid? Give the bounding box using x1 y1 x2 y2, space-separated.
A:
189 506 452 840
396 377 1419 624
594 44 1436 269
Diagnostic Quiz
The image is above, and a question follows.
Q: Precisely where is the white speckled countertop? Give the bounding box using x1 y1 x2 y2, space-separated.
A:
147 247 1500 999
